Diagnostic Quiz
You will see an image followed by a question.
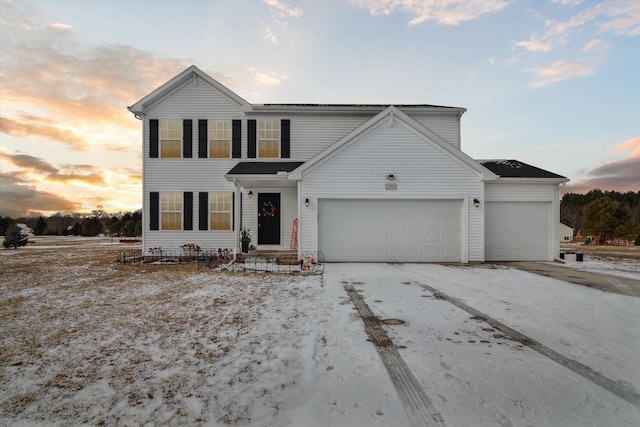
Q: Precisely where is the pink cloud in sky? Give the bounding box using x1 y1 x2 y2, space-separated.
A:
562 137 640 194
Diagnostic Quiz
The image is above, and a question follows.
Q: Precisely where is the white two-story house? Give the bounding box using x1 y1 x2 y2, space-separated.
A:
128 65 568 262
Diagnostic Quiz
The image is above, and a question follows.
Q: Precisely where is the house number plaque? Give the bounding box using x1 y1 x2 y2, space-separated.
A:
385 183 397 190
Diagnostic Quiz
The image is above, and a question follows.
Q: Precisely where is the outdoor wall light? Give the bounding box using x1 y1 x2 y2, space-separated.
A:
305 198 310 207
248 191 253 199
387 174 395 180
473 198 480 208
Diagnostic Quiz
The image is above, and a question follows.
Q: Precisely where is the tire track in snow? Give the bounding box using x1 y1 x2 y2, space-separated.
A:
343 284 448 427
410 279 640 409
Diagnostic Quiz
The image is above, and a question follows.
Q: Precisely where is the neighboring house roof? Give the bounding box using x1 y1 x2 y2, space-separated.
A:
478 160 567 179
227 162 305 175
290 106 498 181
128 65 251 115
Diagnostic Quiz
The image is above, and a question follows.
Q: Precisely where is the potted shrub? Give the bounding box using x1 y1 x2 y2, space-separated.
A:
240 227 251 253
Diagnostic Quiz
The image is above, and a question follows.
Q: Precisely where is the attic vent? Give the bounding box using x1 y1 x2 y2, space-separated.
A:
388 111 394 127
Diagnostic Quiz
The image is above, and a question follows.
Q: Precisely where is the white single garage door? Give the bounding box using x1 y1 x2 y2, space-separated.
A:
485 201 551 261
318 199 461 262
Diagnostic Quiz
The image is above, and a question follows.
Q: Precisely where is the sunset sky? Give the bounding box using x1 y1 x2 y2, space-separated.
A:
1 0 639 218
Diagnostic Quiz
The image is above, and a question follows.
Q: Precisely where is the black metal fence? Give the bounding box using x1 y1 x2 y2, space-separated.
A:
116 245 324 274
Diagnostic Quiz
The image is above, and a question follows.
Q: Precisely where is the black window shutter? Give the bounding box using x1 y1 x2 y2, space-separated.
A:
149 119 159 158
183 120 192 158
281 119 290 158
232 120 241 158
199 192 208 230
150 192 159 230
183 192 193 230
248 120 256 158
198 120 208 158
231 192 235 231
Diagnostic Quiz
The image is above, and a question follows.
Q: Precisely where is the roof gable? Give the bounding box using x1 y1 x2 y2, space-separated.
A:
289 106 496 181
128 65 251 115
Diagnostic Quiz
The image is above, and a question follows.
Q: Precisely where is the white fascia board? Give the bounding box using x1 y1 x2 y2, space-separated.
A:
250 104 466 115
488 177 570 185
224 174 300 182
128 65 252 115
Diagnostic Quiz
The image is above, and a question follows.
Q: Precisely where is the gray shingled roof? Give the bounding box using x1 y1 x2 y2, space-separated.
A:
227 161 305 175
477 160 566 179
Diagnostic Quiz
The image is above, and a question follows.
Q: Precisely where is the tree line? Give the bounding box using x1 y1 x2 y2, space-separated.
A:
1 210 142 240
561 190 640 245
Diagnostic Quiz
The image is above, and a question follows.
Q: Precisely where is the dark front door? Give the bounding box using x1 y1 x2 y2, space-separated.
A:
258 193 281 245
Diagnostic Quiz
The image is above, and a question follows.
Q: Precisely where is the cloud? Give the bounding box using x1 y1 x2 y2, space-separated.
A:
528 59 597 88
551 0 584 7
614 136 640 158
515 1 640 53
0 1 192 149
263 27 279 44
350 0 512 26
262 0 303 18
0 152 59 174
582 38 608 54
562 137 640 194
0 152 106 185
0 176 82 217
0 115 86 149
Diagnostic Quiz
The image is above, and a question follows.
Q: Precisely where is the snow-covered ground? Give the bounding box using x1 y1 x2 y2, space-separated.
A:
556 243 640 280
1 238 639 426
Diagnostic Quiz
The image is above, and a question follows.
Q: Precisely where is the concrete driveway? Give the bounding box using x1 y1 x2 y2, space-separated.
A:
497 261 640 297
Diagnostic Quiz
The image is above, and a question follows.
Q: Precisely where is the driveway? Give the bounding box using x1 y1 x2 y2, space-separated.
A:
322 263 640 426
496 261 640 297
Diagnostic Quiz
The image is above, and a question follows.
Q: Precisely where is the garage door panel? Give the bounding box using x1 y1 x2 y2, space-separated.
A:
319 199 461 262
485 202 551 261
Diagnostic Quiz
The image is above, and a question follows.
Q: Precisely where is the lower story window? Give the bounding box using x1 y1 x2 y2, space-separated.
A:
210 192 231 230
161 193 182 230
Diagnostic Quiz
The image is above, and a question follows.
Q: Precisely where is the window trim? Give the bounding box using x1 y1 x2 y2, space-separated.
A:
160 192 183 231
208 192 233 231
159 119 183 159
257 119 280 159
208 119 231 159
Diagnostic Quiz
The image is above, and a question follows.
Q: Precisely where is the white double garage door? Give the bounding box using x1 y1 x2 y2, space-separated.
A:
318 199 461 262
318 199 552 262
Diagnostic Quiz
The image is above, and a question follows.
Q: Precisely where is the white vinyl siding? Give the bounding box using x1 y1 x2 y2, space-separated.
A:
298 119 483 262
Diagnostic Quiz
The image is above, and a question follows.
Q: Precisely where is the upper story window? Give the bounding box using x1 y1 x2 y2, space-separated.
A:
258 120 280 158
209 192 231 230
160 120 182 158
160 193 182 230
209 120 230 158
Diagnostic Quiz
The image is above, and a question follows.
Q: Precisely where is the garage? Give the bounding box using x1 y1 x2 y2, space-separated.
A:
485 201 551 261
318 199 462 262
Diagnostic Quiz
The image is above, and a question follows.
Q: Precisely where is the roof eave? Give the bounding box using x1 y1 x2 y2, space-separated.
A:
490 177 570 184
250 104 466 115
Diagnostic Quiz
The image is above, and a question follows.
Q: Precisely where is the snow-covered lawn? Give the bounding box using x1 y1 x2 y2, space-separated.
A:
1 238 639 426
